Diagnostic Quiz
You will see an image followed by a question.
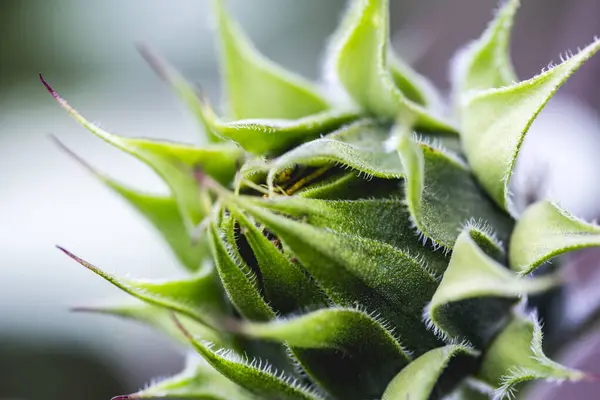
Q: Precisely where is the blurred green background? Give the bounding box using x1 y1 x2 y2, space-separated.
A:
1 1 599 399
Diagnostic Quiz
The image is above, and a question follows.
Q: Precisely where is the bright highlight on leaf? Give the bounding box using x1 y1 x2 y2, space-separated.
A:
122 355 257 400
174 316 326 400
213 0 329 120
510 200 600 275
139 45 359 155
330 0 456 132
267 120 405 184
459 39 600 214
477 312 587 400
394 126 513 249
382 344 478 400
46 0 600 398
237 307 413 399
426 227 558 346
451 0 519 97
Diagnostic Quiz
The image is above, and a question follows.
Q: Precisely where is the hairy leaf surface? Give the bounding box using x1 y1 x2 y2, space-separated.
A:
239 307 412 399
460 40 600 213
59 247 227 327
395 128 513 249
231 207 328 314
200 107 360 155
42 74 242 225
233 199 441 354
451 0 519 97
250 196 449 274
382 344 478 400
426 229 556 346
176 317 325 400
477 313 586 399
330 0 455 131
208 219 275 322
137 50 359 154
268 121 404 185
388 50 444 108
510 200 600 274
116 356 257 399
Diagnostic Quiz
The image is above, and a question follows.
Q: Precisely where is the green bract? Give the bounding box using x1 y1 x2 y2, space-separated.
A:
44 0 600 399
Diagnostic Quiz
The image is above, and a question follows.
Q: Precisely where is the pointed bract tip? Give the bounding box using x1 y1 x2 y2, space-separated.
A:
50 135 98 175
49 135 78 159
171 313 193 340
39 73 61 101
192 165 208 186
584 372 600 382
56 245 99 273
136 44 170 81
192 81 207 101
56 244 72 256
39 74 74 113
136 43 209 105
69 305 97 313
112 395 136 400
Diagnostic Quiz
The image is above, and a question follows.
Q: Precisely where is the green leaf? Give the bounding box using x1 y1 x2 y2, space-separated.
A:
196 104 360 156
460 39 600 213
134 50 358 154
268 121 405 185
329 0 456 131
425 228 557 347
250 196 449 275
394 127 513 249
477 312 586 399
137 45 222 143
58 247 227 327
238 160 400 202
451 0 519 97
176 317 325 400
73 302 226 348
105 186 209 272
230 206 328 314
53 137 207 271
231 197 441 354
240 307 409 357
238 157 270 186
294 171 400 200
105 186 210 272
213 0 329 120
381 344 478 400
388 50 444 108
41 74 242 226
237 307 411 400
510 200 600 275
236 119 412 196
116 355 258 399
211 212 302 379
207 218 275 322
